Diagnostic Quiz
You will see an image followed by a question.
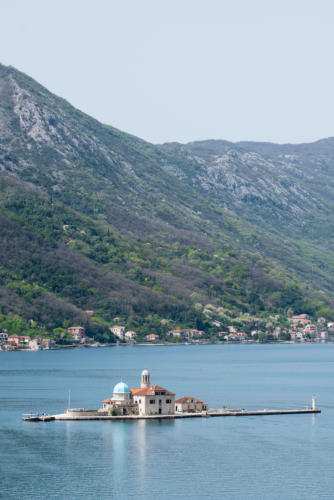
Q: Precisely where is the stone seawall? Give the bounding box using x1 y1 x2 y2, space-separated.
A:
50 408 321 421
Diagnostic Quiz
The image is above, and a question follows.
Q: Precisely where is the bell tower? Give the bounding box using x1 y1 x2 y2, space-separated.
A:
141 369 150 388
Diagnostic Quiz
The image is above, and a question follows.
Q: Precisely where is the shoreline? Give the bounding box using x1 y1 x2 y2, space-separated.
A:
2 339 334 352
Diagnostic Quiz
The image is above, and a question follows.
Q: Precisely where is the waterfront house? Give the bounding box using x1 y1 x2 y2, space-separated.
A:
125 331 137 341
145 333 159 341
8 335 30 346
289 331 297 341
167 329 184 338
110 325 125 340
175 397 208 413
41 338 56 349
29 338 41 350
0 332 8 344
68 326 85 342
224 332 248 342
184 329 204 339
320 331 328 341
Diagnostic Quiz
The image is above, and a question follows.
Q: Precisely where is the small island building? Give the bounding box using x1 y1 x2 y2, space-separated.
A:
102 381 136 415
102 370 175 416
175 397 208 413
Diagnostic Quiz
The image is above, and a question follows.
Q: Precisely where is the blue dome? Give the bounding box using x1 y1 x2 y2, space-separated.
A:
113 381 130 394
112 381 131 401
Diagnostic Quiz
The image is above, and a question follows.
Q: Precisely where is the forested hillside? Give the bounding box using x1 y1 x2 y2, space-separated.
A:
0 63 333 341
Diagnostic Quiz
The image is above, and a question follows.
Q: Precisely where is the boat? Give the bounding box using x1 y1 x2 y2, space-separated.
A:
22 413 41 421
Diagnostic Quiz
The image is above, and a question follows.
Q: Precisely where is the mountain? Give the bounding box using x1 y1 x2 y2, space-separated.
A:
0 63 333 341
158 138 334 295
159 137 334 230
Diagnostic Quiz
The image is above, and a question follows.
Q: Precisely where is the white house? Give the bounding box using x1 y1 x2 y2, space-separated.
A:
175 397 208 413
125 331 136 341
110 325 125 340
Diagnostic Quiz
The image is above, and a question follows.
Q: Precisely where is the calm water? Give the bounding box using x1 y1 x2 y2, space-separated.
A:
1 344 334 499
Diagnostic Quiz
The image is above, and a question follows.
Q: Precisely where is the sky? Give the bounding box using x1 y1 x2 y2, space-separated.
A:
1 0 334 145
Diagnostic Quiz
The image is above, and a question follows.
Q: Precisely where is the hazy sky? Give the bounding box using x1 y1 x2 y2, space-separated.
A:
1 0 334 144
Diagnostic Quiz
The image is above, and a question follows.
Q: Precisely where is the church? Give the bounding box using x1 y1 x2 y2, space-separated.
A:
102 370 175 416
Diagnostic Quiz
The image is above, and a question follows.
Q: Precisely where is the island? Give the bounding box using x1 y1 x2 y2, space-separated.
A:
22 370 321 422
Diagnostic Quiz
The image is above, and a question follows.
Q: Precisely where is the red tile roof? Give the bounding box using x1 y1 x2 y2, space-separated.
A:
130 388 153 396
175 396 203 404
130 385 175 396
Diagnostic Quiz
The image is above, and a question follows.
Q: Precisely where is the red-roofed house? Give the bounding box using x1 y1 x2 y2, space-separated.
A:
145 333 159 342
175 397 208 413
68 326 85 342
289 314 311 325
125 331 137 341
8 335 30 346
41 338 56 349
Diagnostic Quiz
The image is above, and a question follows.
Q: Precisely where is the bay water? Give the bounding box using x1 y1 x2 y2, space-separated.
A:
1 344 334 499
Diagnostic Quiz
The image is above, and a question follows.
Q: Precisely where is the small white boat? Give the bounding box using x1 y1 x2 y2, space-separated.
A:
22 413 41 421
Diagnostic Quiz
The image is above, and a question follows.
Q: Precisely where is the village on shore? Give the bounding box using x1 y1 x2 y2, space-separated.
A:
1 312 334 352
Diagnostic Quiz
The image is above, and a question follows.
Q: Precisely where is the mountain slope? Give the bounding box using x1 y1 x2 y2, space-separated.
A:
2 173 325 338
159 138 334 231
0 63 333 339
158 138 334 294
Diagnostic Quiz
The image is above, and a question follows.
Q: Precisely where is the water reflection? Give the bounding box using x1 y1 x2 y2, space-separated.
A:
100 419 176 494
